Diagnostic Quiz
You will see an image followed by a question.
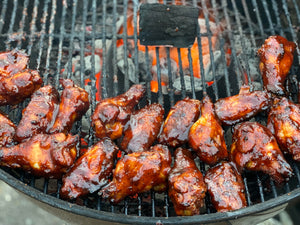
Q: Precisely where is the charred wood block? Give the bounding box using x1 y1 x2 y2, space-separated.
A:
139 3 199 48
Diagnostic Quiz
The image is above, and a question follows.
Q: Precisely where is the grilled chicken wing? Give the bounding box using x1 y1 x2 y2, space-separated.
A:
0 112 16 147
0 49 28 76
15 85 60 142
49 79 89 134
120 103 165 153
92 84 146 140
0 50 43 106
267 97 300 161
188 96 228 165
230 122 293 184
0 133 78 178
215 85 271 126
168 148 207 216
204 161 247 212
257 35 296 95
60 138 119 199
99 144 171 204
158 98 201 148
0 69 42 106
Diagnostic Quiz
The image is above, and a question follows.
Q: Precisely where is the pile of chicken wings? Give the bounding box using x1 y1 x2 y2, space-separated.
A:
0 35 298 216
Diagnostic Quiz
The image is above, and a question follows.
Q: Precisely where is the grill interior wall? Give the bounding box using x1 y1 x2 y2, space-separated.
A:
0 0 299 219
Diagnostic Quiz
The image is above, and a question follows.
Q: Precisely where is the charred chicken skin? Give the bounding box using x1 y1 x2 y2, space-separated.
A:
188 96 228 165
0 50 43 106
215 85 271 126
267 97 300 161
257 35 296 96
230 122 293 184
158 98 201 148
60 138 119 199
49 79 89 134
99 144 172 204
15 85 60 142
0 112 16 147
0 133 78 178
168 148 207 216
204 161 247 212
120 103 165 153
91 84 146 140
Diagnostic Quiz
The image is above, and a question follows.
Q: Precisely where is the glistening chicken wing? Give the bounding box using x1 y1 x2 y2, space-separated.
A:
204 161 247 212
15 85 60 142
230 122 293 184
60 138 119 199
0 133 78 178
91 84 146 140
120 103 164 153
267 97 300 161
215 85 271 126
0 112 16 147
188 96 228 165
158 98 201 148
49 79 89 134
257 35 296 95
168 148 207 216
99 144 171 204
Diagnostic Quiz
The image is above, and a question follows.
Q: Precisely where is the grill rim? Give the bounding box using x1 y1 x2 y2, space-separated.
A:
1 168 299 225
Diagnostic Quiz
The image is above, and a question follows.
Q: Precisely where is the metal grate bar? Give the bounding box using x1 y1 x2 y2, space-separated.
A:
156 47 164 105
44 0 57 83
243 177 252 206
251 0 265 37
166 47 175 106
124 198 128 215
270 0 284 37
270 180 278 198
151 191 155 217
201 0 219 100
101 0 108 99
66 0 79 79
79 0 88 88
43 178 49 194
138 195 142 216
240 0 256 47
164 192 169 217
256 175 265 202
27 0 39 56
145 46 152 100
211 0 231 97
261 0 275 35
0 0 8 34
5 0 18 49
16 0 29 49
291 0 300 24
36 0 51 72
177 48 187 98
187 47 196 99
133 0 139 84
112 0 119 96
122 0 130 91
196 25 207 95
55 0 68 87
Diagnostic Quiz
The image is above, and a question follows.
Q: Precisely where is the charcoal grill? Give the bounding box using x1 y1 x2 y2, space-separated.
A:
0 0 300 224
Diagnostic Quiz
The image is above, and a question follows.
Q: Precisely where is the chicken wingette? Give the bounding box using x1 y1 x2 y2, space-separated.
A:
230 122 293 184
168 148 207 216
0 112 16 147
267 97 300 161
0 133 78 178
189 96 228 165
91 84 146 140
159 98 201 148
15 85 60 142
99 144 171 204
60 138 119 199
257 35 296 95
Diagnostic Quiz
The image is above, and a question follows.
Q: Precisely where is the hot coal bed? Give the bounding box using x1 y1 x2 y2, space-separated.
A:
0 0 299 224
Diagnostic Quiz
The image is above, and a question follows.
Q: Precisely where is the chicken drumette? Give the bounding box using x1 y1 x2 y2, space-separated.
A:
204 161 247 212
91 84 146 140
267 97 300 161
120 103 164 153
257 35 296 95
0 112 16 147
158 98 201 148
214 85 271 126
168 148 207 216
60 138 119 199
188 96 228 165
0 50 43 106
49 79 89 134
0 133 78 178
15 85 60 142
230 122 293 184
99 144 171 204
